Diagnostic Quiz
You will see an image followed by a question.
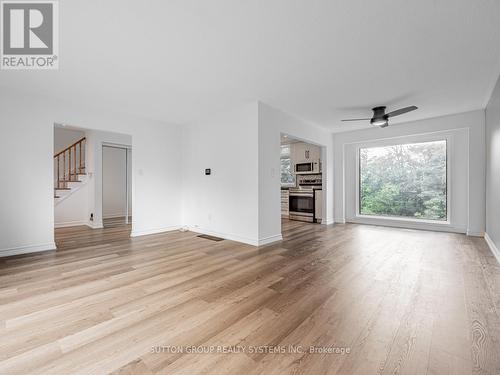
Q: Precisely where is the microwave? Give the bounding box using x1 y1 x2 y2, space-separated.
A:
295 161 320 174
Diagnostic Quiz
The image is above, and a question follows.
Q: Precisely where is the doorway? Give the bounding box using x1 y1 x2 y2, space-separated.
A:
102 145 132 228
280 133 326 235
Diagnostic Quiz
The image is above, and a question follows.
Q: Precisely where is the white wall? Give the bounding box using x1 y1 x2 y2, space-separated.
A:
181 102 260 245
0 89 183 256
54 183 89 228
181 101 334 246
333 110 486 235
258 102 335 243
485 75 500 253
0 94 56 256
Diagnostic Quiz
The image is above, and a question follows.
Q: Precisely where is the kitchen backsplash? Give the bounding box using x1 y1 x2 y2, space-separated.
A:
297 173 322 186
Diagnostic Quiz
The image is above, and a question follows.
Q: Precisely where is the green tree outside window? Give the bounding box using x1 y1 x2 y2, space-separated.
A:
359 140 447 221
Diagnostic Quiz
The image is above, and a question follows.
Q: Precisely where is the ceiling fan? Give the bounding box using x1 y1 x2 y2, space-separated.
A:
341 105 418 128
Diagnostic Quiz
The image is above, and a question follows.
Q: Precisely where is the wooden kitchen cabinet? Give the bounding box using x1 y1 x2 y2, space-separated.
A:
292 142 321 164
281 189 289 217
314 190 323 223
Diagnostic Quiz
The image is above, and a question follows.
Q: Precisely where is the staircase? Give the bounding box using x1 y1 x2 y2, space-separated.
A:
54 137 87 204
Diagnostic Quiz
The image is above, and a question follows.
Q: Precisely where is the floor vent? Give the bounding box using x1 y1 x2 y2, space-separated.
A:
197 234 225 242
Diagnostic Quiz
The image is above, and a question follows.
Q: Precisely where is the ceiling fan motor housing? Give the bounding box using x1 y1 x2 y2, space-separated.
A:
370 106 388 126
372 106 386 117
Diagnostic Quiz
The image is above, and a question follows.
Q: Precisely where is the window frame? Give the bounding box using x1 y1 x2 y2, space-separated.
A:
355 135 451 225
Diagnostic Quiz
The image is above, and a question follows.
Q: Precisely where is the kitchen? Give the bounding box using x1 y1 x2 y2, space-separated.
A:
281 134 323 223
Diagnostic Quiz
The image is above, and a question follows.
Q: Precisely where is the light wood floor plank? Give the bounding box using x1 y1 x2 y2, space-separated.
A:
0 220 498 374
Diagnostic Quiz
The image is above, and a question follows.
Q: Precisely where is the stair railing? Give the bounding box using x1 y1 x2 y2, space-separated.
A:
54 137 86 189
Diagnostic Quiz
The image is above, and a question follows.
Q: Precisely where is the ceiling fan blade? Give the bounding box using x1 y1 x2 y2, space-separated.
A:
385 106 418 118
341 118 370 122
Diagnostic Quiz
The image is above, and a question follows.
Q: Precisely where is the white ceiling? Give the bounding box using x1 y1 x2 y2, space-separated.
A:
2 0 500 132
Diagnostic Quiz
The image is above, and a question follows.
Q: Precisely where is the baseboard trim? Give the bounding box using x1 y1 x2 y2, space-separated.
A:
322 218 334 225
466 230 484 237
87 221 104 229
334 218 346 224
0 242 56 258
55 220 88 228
130 226 180 237
485 233 500 265
188 226 260 246
258 234 283 246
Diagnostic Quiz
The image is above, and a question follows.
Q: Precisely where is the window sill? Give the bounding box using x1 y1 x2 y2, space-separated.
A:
355 214 450 226
347 215 465 234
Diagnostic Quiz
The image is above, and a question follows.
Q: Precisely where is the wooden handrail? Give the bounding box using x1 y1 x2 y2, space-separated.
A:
54 137 86 158
54 137 86 191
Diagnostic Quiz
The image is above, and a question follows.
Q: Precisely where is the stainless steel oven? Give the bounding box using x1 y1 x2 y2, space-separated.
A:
289 188 314 222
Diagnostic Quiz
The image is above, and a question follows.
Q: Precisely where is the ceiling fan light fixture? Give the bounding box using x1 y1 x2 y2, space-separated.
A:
370 117 388 127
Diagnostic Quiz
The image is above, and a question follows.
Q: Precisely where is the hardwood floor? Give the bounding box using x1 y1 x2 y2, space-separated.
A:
1 220 499 374
103 217 132 229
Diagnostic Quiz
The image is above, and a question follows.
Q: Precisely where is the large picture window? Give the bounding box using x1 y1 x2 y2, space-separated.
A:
359 140 447 221
281 144 296 186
